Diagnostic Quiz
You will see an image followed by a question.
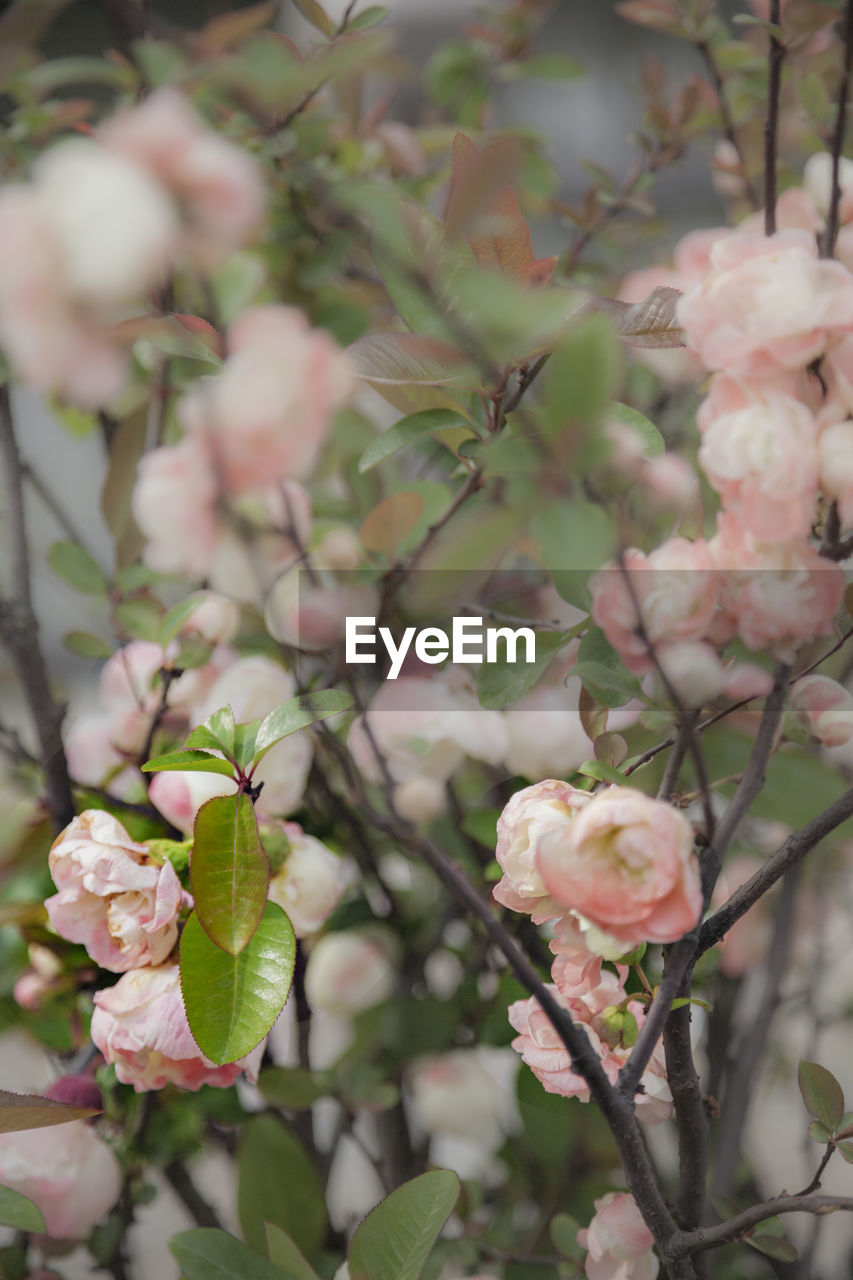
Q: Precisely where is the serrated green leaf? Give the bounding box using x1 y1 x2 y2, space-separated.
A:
348 1170 460 1280
0 1185 45 1233
476 628 569 710
191 794 269 955
265 1224 322 1280
607 401 665 456
170 1228 291 1280
141 750 236 778
358 409 470 473
205 706 237 758
47 540 107 596
63 630 112 659
253 690 354 765
798 1060 844 1132
234 720 261 770
258 1066 334 1110
238 1115 326 1258
185 725 229 753
180 904 295 1064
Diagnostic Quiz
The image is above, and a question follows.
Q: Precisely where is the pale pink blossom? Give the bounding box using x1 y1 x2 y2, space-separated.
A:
0 189 128 408
578 1192 659 1280
64 712 138 799
204 481 314 604
132 436 222 578
101 88 266 270
493 779 591 924
502 668 593 781
739 186 823 238
655 643 773 709
180 592 240 645
148 769 238 836
698 391 819 542
91 963 264 1091
818 417 853 527
789 674 853 747
348 674 507 790
508 974 671 1124
393 775 448 823
178 305 354 494
803 152 853 224
264 565 379 652
536 787 702 953
590 539 718 675
0 1121 122 1239
45 811 182 972
549 915 603 999
639 454 699 514
267 823 347 937
710 514 844 661
678 230 853 378
408 1049 512 1148
304 931 394 1014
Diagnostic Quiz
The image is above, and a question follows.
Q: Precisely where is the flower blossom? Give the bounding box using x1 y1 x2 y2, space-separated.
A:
578 1192 659 1280
45 811 182 972
0 1121 122 1239
493 779 591 924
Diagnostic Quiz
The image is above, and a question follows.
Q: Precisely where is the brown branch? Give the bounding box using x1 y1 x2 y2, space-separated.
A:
823 0 853 258
665 964 708 1235
0 387 74 833
696 40 760 209
698 783 853 955
763 0 784 236
674 1195 853 1257
164 1160 223 1230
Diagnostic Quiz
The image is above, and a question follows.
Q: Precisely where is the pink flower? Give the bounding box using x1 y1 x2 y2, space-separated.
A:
304 931 395 1014
818 417 853 527
132 436 222 578
655 642 773 710
100 88 267 270
549 915 603 998
710 514 844 661
264 565 380 652
45 811 182 972
536 787 702 954
678 230 853 378
148 769 238 836
178 305 354 494
91 963 263 1091
508 973 671 1124
698 390 819 542
493 779 592 924
0 1122 122 1239
180 592 240 645
267 823 347 937
578 1193 659 1280
590 539 718 675
789 674 853 747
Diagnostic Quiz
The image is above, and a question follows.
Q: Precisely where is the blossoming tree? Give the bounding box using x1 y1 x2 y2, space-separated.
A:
2 1 853 1278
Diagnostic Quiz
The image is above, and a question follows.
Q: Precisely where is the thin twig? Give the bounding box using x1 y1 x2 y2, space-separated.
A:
164 1160 223 1229
763 0 784 236
697 40 760 209
674 1195 853 1257
0 388 74 832
823 0 853 258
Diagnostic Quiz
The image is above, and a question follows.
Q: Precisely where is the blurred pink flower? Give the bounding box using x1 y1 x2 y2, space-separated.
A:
578 1192 659 1280
0 1121 121 1239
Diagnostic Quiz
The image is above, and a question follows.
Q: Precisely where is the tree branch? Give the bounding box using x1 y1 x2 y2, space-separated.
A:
823 0 853 258
0 387 74 832
674 1196 853 1257
763 0 784 236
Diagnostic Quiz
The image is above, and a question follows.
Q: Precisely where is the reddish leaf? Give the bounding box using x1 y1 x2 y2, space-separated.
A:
444 132 523 238
592 287 685 349
346 333 472 385
526 255 559 287
0 1089 100 1134
360 492 424 555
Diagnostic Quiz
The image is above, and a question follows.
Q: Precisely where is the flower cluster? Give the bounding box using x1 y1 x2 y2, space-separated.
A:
0 89 265 407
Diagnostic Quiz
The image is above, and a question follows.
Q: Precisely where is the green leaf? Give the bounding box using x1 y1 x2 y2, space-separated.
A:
205 706 238 758
265 1225 322 1280
748 1231 798 1262
47 398 98 437
607 402 665 457
808 1120 830 1143
0 1185 45 1233
348 1170 460 1280
346 4 389 30
358 409 470 473
837 1140 853 1162
47 540 107 596
180 904 295 1064
211 252 266 327
291 0 334 35
253 690 354 765
258 1067 334 1110
476 629 569 710
191 794 269 955
549 1212 582 1258
510 52 584 79
532 501 615 581
170 1228 291 1280
185 725 230 754
577 759 629 786
141 750 236 778
798 1060 844 1132
238 1115 327 1258
0 1089 99 1133
26 55 136 95
113 597 162 641
543 314 620 435
158 595 206 646
63 630 112 659
575 661 643 708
